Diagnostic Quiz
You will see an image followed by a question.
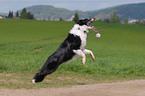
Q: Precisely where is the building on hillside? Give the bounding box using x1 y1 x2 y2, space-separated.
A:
128 19 138 24
140 19 145 23
139 19 145 25
3 16 8 19
0 16 3 19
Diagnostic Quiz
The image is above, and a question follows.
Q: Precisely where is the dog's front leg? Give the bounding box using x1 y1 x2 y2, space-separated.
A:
83 49 95 60
73 50 86 65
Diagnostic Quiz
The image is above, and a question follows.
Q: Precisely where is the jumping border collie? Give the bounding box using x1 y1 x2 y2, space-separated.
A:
32 18 95 83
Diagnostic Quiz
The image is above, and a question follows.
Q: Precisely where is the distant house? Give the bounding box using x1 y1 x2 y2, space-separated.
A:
140 19 145 23
139 19 145 25
0 16 3 19
128 19 138 24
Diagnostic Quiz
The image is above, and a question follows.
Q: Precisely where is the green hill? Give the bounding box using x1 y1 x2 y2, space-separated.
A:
23 3 145 20
25 5 89 20
94 3 145 20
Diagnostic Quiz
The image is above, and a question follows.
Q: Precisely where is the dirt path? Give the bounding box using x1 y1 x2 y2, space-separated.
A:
0 80 145 96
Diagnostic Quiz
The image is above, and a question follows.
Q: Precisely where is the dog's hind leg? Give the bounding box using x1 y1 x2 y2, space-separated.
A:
32 59 60 83
83 49 95 60
73 50 86 65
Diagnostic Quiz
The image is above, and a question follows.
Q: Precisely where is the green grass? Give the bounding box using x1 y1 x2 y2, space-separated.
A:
0 19 145 89
0 19 72 43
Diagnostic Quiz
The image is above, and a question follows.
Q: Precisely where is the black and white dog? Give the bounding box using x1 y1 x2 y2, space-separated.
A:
32 18 95 83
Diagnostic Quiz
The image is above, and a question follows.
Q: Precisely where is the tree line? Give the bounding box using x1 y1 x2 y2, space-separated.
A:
73 12 128 24
104 12 128 24
7 9 130 25
8 8 34 19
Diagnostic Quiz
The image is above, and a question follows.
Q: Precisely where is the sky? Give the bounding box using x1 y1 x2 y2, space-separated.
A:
0 0 145 13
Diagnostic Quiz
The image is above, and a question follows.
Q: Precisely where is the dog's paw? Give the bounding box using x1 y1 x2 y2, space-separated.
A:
91 55 95 61
91 53 95 61
32 79 36 83
82 58 86 65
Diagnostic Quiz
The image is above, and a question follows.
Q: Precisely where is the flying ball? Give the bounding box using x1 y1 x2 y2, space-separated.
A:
96 33 101 38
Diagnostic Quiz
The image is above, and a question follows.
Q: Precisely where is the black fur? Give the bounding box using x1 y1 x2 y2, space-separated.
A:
33 33 81 83
33 18 92 83
75 18 90 26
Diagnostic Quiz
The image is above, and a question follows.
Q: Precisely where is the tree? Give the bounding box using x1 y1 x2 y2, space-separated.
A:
48 16 51 21
28 12 34 19
106 19 110 23
73 12 79 21
8 11 13 18
124 18 128 24
110 12 121 24
59 17 63 21
111 12 117 23
20 8 28 19
116 15 121 23
16 11 19 17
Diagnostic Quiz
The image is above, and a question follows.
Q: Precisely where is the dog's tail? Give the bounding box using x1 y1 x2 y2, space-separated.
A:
32 56 61 83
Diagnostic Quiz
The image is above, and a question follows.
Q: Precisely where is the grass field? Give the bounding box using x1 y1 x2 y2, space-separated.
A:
0 19 145 89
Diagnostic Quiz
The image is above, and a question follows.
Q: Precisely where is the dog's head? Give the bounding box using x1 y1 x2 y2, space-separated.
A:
75 18 95 26
74 18 95 33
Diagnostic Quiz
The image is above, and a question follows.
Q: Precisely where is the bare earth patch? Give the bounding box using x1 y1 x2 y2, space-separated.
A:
34 48 43 51
0 80 145 96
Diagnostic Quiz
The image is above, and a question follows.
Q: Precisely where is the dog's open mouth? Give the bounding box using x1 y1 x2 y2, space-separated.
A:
87 18 98 32
87 18 95 26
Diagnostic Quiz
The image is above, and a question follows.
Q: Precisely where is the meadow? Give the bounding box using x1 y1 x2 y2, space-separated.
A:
0 19 144 89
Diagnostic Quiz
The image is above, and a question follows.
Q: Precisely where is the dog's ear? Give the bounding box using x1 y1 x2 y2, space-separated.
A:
75 20 79 24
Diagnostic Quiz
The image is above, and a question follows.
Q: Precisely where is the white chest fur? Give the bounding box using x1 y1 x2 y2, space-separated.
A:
69 24 88 50
79 31 87 49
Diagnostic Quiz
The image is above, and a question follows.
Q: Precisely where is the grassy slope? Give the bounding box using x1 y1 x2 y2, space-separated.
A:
94 3 145 20
0 19 73 43
0 19 144 89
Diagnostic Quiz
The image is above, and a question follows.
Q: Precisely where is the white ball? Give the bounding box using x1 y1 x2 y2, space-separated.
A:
96 33 101 38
